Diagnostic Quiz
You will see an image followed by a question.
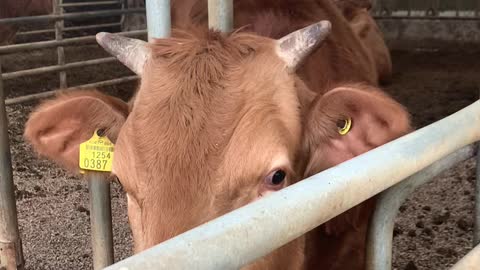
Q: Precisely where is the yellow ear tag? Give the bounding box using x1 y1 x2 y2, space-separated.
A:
79 129 114 174
337 118 352 136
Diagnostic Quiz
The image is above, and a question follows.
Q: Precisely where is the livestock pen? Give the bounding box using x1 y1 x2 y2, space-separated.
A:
0 0 480 269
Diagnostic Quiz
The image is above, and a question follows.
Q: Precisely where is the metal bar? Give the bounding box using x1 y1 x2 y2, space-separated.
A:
373 15 480 20
54 0 67 88
0 8 145 25
16 23 122 36
0 30 147 55
366 145 477 270
2 57 119 80
208 0 234 32
60 1 121 7
450 244 480 270
0 60 24 269
476 133 480 246
87 173 114 269
5 75 138 106
64 22 122 32
104 101 480 270
145 0 171 40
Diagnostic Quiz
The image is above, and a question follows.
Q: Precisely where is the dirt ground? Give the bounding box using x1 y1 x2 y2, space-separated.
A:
2 45 480 270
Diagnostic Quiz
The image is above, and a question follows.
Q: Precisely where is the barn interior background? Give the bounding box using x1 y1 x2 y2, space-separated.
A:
0 0 479 269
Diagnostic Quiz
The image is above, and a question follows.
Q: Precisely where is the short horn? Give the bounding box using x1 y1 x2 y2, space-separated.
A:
276 20 332 71
96 32 150 75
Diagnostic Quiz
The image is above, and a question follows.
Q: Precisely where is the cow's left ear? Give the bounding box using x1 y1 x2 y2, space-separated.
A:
302 84 411 234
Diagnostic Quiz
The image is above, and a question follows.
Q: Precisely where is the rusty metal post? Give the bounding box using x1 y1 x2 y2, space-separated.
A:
208 0 233 32
53 0 67 88
87 173 114 269
0 60 24 270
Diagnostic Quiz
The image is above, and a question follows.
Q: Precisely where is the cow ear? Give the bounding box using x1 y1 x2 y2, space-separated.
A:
303 84 411 234
24 90 129 174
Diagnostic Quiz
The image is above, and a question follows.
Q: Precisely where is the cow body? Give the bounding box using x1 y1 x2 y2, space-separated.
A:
344 8 392 84
0 0 53 45
24 1 410 269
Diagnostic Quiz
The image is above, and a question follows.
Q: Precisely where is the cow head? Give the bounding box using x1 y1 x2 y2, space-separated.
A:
24 21 410 269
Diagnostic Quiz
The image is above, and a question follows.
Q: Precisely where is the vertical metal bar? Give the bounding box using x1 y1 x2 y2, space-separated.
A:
208 0 233 32
145 0 171 40
54 0 67 88
455 0 460 17
475 90 480 246
407 0 412 16
87 173 114 270
476 0 480 17
0 60 24 270
366 145 476 270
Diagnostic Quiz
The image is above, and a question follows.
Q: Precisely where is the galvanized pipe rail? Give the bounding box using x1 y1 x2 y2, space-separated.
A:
60 1 122 8
103 100 480 270
366 144 477 270
0 30 147 54
5 75 138 106
0 61 23 269
87 173 114 269
16 22 123 37
0 8 145 25
2 57 119 80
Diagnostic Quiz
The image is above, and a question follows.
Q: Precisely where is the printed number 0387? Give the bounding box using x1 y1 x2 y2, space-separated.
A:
83 159 108 170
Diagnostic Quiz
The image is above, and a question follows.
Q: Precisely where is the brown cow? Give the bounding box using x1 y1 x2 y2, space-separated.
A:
0 0 53 45
346 8 392 84
24 1 410 269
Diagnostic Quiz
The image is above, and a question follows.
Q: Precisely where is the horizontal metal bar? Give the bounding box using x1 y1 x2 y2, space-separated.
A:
374 15 480 20
60 1 121 7
104 100 480 270
64 22 122 32
2 57 118 80
5 75 138 105
450 244 480 270
366 144 477 270
0 30 147 54
16 23 122 37
0 8 145 25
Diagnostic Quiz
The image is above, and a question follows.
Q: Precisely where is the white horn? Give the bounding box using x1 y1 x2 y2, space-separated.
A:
276 20 332 71
96 32 151 75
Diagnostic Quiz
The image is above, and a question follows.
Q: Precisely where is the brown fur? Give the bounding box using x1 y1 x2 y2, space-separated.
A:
348 8 393 84
24 1 411 269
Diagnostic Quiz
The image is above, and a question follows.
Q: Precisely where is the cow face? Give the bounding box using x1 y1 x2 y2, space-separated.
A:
24 21 410 270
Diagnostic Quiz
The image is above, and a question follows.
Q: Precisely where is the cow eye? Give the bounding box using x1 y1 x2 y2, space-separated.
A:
266 170 286 186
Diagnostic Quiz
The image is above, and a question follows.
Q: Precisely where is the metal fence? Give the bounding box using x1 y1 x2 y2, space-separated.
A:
1 0 480 270
0 0 146 269
373 0 480 19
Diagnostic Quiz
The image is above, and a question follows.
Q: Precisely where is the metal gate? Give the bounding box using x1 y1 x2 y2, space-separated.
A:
1 0 480 269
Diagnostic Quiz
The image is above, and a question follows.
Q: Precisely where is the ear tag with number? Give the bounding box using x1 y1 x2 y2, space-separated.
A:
79 129 114 174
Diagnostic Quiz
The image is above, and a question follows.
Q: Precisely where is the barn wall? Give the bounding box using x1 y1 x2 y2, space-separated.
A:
377 19 480 51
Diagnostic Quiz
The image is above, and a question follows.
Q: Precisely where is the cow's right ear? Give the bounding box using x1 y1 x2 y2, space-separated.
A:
24 90 129 174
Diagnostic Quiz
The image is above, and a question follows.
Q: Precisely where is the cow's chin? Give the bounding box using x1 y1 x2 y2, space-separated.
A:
242 237 306 270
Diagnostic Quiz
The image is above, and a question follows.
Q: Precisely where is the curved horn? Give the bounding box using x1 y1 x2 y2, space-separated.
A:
96 32 151 75
276 20 332 71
